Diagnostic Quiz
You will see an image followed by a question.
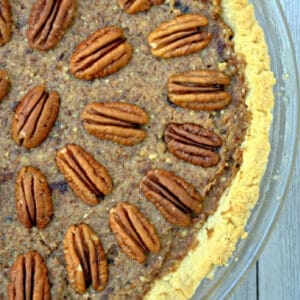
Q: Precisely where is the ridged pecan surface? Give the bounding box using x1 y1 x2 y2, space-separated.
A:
81 102 149 146
56 144 113 206
168 70 232 110
16 166 53 229
118 0 163 14
70 26 133 80
164 123 222 167
27 0 77 50
7 250 51 300
109 202 161 263
0 0 11 46
140 169 203 227
148 14 211 58
64 223 108 294
12 85 60 149
0 69 9 101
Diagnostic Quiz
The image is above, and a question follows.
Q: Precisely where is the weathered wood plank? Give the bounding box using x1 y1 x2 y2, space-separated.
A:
230 264 257 300
259 160 300 298
258 0 300 299
231 0 300 299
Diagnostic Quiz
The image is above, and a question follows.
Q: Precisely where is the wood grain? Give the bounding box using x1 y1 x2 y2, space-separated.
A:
231 0 300 299
230 264 258 300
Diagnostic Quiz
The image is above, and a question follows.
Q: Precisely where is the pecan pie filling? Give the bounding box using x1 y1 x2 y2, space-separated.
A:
0 0 249 298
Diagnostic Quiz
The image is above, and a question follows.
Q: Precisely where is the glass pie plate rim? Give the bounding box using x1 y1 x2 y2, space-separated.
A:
192 0 300 299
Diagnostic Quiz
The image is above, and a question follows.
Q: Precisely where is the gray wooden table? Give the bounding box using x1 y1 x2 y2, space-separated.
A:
230 1 300 299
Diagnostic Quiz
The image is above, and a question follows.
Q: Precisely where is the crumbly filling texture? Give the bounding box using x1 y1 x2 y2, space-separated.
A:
0 0 248 298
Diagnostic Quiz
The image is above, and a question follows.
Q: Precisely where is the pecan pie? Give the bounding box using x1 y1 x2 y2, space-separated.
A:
0 0 275 299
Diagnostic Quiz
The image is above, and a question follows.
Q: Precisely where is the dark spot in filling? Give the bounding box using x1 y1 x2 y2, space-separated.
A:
11 101 19 112
4 216 13 224
217 40 226 56
0 172 14 183
57 53 65 61
96 194 105 201
138 160 152 175
108 244 119 256
107 257 115 265
174 1 190 13
15 18 27 30
49 181 69 194
24 48 33 55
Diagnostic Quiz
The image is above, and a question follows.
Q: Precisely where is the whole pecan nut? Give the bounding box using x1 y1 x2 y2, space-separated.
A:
0 69 10 101
64 223 108 294
12 85 60 149
109 202 161 263
0 0 11 46
16 166 53 229
118 0 163 14
148 14 211 58
168 70 232 110
27 0 77 51
70 26 133 80
164 123 222 167
81 102 149 146
7 250 51 300
56 144 113 206
140 169 203 227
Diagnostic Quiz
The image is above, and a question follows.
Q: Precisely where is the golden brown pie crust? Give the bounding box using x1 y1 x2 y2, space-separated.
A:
146 0 275 298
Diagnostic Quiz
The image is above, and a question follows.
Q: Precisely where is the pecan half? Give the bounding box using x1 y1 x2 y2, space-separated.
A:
164 123 222 167
81 102 149 146
56 144 113 206
7 250 51 300
118 0 163 14
148 14 211 58
70 26 133 80
0 0 11 46
168 70 232 110
109 202 161 263
27 0 77 51
140 169 203 227
64 223 108 294
12 85 60 149
16 166 53 229
0 69 9 101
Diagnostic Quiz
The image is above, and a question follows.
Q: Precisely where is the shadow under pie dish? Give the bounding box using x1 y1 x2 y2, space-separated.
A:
0 0 275 299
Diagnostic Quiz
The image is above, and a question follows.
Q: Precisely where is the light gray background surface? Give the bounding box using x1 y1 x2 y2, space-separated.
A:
230 1 300 299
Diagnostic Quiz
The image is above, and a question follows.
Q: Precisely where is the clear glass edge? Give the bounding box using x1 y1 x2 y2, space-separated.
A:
192 0 300 299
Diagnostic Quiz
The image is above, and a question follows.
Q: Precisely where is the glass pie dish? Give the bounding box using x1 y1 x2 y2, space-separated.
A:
192 0 299 299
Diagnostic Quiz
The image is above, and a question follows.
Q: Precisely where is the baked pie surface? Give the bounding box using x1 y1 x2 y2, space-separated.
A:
0 0 274 299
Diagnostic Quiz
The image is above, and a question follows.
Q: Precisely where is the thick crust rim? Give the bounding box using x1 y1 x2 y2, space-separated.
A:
146 0 275 298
